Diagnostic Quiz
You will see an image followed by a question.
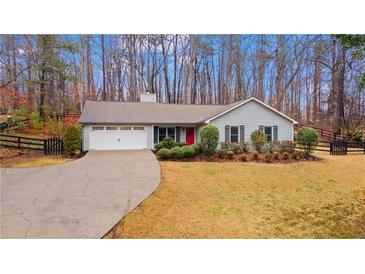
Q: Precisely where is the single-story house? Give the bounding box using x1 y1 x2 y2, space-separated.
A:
79 93 298 151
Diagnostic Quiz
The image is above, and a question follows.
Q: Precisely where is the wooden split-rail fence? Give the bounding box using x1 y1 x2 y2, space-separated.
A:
0 134 64 155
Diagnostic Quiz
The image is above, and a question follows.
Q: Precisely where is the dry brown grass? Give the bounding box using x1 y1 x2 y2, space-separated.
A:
106 152 365 239
0 148 70 168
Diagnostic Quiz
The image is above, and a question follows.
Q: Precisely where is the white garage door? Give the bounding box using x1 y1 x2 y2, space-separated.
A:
89 126 148 150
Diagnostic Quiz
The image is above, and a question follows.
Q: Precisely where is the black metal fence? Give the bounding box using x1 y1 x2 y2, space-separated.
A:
0 134 64 155
44 137 64 155
330 141 365 155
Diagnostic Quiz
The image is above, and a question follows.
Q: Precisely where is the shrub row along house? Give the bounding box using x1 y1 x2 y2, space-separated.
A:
79 94 297 151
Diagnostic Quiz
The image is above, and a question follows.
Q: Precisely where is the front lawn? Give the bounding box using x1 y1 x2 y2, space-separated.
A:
0 147 71 168
106 152 365 238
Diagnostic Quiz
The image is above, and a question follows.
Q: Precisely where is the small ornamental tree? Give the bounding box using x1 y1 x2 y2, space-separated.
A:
200 125 219 155
250 129 267 152
296 127 318 154
64 125 81 155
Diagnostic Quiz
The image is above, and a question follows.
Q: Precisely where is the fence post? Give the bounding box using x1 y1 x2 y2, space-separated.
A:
44 139 47 155
330 142 332 155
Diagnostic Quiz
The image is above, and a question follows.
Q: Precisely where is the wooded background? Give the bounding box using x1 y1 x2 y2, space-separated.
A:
1 34 364 130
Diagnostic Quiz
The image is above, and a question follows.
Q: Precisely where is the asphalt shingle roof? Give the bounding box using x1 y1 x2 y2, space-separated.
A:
79 100 241 124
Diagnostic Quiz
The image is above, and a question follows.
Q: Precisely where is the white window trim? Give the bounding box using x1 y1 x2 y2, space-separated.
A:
229 125 240 143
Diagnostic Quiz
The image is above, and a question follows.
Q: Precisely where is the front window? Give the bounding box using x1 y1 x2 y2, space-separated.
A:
230 126 239 143
264 126 272 142
167 128 175 139
159 128 167 142
158 127 175 142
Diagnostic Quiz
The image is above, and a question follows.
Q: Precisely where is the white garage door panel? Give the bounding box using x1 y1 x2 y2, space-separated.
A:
89 127 147 150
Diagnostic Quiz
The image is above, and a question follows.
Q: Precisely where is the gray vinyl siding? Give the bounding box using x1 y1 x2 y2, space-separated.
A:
209 100 294 145
145 125 153 149
82 125 90 151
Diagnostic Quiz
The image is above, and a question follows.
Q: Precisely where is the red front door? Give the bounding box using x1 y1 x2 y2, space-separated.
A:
186 127 195 145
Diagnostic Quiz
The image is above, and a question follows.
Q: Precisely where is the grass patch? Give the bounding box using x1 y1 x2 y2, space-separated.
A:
6 156 70 168
0 147 70 168
105 152 365 239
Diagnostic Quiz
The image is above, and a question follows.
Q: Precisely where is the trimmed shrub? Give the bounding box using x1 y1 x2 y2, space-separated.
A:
264 153 273 163
291 151 299 160
170 146 183 158
221 142 249 154
296 127 318 154
279 141 295 153
240 153 247 162
181 146 195 157
282 152 289 160
271 141 281 153
221 142 230 151
253 151 260 161
64 125 81 154
200 124 219 155
299 151 307 159
175 148 185 159
176 141 187 147
226 151 234 159
154 142 164 151
154 137 178 150
157 148 171 160
161 137 176 150
273 152 280 160
191 143 202 154
240 142 249 153
262 143 272 153
251 130 267 152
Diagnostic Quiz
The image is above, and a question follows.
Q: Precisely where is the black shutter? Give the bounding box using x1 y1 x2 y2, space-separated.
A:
225 125 230 142
259 125 264 132
273 126 278 141
176 127 180 142
153 126 158 144
239 125 245 142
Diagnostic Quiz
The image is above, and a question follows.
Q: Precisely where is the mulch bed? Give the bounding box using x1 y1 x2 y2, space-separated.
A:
155 151 321 164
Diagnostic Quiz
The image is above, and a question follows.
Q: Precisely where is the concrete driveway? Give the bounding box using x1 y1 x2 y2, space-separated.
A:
0 150 160 238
